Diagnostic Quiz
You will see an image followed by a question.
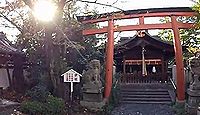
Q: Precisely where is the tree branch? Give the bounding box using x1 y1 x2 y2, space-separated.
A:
189 0 198 4
21 0 34 9
0 13 23 33
22 0 124 13
111 0 119 5
5 0 26 22
77 0 124 11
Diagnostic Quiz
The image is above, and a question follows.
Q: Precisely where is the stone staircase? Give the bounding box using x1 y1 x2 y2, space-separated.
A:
120 83 175 104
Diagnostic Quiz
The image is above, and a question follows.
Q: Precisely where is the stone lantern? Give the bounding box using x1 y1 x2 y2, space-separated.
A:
80 59 105 110
186 51 200 115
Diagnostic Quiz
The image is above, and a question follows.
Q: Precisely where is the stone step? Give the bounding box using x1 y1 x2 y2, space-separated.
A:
121 94 170 98
122 97 171 101
120 83 173 104
121 91 169 95
121 89 168 92
120 101 172 104
120 83 170 89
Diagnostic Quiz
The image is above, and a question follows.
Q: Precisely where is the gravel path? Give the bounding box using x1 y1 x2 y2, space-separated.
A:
111 104 174 115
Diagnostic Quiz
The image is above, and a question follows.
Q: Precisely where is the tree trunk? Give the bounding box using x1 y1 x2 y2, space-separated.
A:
13 55 24 93
44 25 55 92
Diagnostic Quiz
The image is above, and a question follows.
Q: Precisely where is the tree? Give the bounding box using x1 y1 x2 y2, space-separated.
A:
158 16 200 61
0 0 122 98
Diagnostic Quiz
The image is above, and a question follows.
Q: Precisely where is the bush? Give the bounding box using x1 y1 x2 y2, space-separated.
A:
21 95 65 115
173 102 187 115
25 84 50 102
21 101 46 115
45 95 65 115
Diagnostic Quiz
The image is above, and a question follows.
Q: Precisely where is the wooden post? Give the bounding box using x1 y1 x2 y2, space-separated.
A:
171 16 185 101
123 56 126 74
6 62 12 90
122 56 126 83
139 16 144 25
161 57 164 82
164 61 168 82
104 19 114 99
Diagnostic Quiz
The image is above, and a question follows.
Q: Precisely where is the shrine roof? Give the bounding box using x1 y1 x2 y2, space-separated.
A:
0 32 21 54
115 31 175 53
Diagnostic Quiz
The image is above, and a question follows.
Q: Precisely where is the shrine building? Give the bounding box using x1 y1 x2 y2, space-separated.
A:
115 31 175 84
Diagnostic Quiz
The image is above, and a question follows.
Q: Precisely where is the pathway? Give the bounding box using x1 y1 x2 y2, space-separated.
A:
111 103 174 115
0 99 20 115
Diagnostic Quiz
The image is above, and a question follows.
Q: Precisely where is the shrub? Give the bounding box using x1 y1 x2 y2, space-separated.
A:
21 101 46 115
45 95 65 115
21 95 65 115
173 102 187 115
25 84 50 102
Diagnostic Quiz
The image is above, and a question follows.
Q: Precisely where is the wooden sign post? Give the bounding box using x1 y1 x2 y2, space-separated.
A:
61 69 82 114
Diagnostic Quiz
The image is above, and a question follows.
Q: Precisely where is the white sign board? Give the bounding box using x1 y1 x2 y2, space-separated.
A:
61 69 82 93
62 69 81 83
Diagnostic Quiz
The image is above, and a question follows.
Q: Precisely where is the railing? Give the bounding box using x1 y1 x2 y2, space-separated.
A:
169 77 177 90
168 76 177 103
121 73 163 84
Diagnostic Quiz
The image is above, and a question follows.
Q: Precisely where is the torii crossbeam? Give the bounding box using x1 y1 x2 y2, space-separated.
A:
78 7 197 102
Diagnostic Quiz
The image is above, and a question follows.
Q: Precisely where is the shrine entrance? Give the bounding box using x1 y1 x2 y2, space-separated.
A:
78 7 196 101
121 61 163 84
115 32 174 84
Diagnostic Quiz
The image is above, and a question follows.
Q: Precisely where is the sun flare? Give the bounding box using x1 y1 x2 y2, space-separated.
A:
33 0 57 22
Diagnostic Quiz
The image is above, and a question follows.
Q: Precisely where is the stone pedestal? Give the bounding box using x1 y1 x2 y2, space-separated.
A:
80 100 106 110
186 89 200 115
82 87 104 102
80 87 105 110
80 85 105 110
186 52 200 115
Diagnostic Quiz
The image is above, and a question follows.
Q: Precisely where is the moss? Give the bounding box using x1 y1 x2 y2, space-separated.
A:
173 102 187 115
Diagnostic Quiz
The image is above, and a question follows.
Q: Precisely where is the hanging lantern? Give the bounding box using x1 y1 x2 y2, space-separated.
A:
152 66 156 73
142 47 147 76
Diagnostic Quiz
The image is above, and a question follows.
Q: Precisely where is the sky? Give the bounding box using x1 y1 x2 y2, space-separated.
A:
0 0 196 41
76 0 195 14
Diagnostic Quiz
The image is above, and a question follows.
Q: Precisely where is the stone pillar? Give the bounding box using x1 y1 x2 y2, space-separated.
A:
0 87 2 105
186 51 200 115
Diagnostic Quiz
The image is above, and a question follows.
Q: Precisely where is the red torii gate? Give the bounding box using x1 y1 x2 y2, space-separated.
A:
78 7 197 101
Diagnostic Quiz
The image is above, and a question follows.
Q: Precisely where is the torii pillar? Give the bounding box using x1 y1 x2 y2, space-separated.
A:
104 19 114 99
171 15 185 101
